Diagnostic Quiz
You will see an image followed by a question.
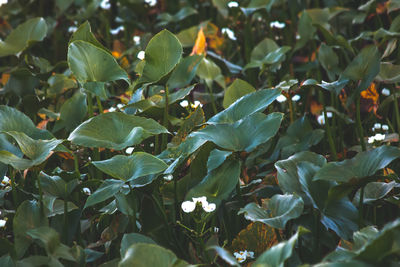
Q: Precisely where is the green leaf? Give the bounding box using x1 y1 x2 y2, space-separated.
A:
353 181 397 204
3 68 40 96
39 172 78 199
119 243 189 267
68 40 129 83
206 246 240 267
207 149 232 172
275 151 327 205
167 55 203 89
68 112 168 150
253 227 309 267
26 227 61 255
313 146 400 183
0 131 63 170
138 30 183 85
55 91 87 131
294 11 316 51
239 194 304 229
251 38 279 62
342 45 380 93
223 79 256 109
13 200 48 259
69 21 107 51
92 152 167 181
196 57 224 89
47 74 77 95
0 17 47 57
208 88 281 124
186 158 240 204
376 62 400 83
318 43 339 80
192 112 283 152
120 233 156 258
84 179 125 209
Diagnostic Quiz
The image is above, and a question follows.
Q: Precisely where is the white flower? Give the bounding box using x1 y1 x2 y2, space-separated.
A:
133 36 141 45
381 88 390 96
108 107 117 112
68 26 78 33
0 219 6 228
221 28 237 40
181 201 196 213
270 21 286 29
296 34 300 40
180 100 189 108
227 1 239 8
276 94 287 103
373 123 382 130
382 124 389 131
137 51 145 60
326 112 333 118
291 94 300 102
100 0 111 9
125 147 134 154
145 0 157 7
1 176 10 186
117 103 124 109
203 202 216 212
192 196 208 206
163 174 173 181
317 114 325 125
0 0 7 7
191 100 203 108
368 133 386 144
213 227 219 233
83 188 91 195
149 143 154 147
110 26 124 35
234 250 254 263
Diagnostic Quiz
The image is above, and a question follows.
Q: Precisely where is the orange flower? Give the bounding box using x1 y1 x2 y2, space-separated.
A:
191 28 207 56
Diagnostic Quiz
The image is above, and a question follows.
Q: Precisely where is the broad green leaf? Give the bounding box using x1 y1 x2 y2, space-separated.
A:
0 131 62 170
238 194 304 229
171 107 205 146
0 17 47 57
251 38 279 61
313 146 400 183
192 112 283 152
317 79 349 96
157 7 198 26
376 62 400 83
167 55 203 88
69 21 107 51
68 112 168 150
119 243 190 267
120 233 156 258
26 227 61 255
68 40 129 83
223 79 256 109
13 200 48 259
207 149 232 172
342 45 380 93
318 43 339 80
3 68 40 96
84 179 125 208
253 227 309 267
83 81 108 99
48 74 77 95
55 91 87 131
186 158 240 204
353 181 397 204
39 172 78 199
92 152 167 181
208 88 281 124
138 30 183 85
206 246 240 266
196 57 224 89
294 11 316 51
211 0 229 17
275 151 326 205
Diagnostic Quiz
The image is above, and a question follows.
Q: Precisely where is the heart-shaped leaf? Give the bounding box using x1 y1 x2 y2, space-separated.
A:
0 17 47 57
84 179 125 209
92 152 167 181
223 79 256 109
68 112 168 150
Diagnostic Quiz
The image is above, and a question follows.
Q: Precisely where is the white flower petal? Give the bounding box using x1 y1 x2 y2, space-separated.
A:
0 219 6 228
270 21 286 29
291 94 300 102
125 147 135 154
382 124 389 131
221 28 237 40
227 1 239 8
180 100 189 108
276 94 287 103
181 201 196 213
381 88 390 96
137 51 145 60
83 187 91 195
163 174 173 181
133 36 141 45
203 202 216 212
374 123 382 130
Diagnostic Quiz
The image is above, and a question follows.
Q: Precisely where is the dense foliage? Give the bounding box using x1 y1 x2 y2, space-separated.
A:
1 0 400 266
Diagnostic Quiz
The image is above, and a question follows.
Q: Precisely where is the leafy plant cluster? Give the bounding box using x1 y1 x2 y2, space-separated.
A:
1 0 400 266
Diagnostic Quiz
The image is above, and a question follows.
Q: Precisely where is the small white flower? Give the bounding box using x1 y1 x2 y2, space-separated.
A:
381 88 390 96
234 250 254 263
317 114 325 125
0 219 6 228
83 188 91 195
192 196 208 206
270 21 286 29
203 202 216 212
213 227 219 233
125 147 134 154
374 133 385 141
88 156 92 161
144 0 157 7
1 176 10 186
117 103 124 109
180 100 189 108
108 107 117 112
137 51 145 60
68 26 78 33
133 36 141 45
191 100 203 108
149 143 154 147
276 94 287 103
373 123 382 130
163 174 173 181
291 95 300 102
246 251 255 258
100 0 111 9
221 28 237 40
227 1 239 8
382 124 389 131
181 201 196 213
326 112 333 118
110 25 124 35
296 34 301 40
0 0 8 7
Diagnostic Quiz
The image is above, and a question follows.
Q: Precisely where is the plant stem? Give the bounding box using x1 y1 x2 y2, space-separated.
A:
96 96 104 113
9 167 18 206
393 91 400 135
87 92 94 117
162 86 169 151
207 85 218 115
319 91 337 160
356 95 366 151
359 186 365 228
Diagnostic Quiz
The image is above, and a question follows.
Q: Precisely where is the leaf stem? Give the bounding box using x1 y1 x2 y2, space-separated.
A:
161 86 169 151
96 96 104 113
356 94 366 151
